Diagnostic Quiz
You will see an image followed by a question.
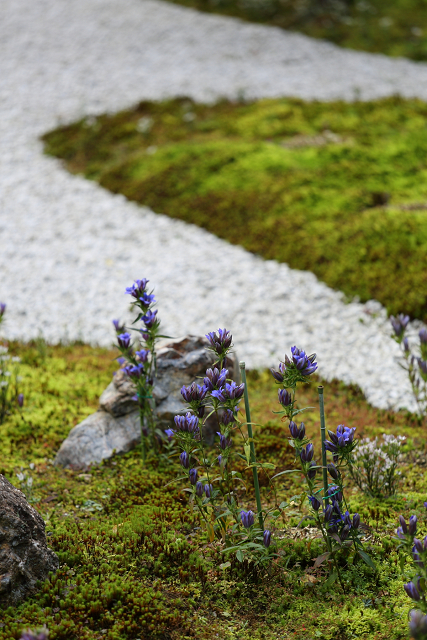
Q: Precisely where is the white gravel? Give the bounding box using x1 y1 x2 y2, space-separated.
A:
1 0 427 412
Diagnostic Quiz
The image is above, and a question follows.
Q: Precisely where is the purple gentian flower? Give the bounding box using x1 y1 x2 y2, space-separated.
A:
139 292 156 307
327 463 339 480
181 382 208 404
112 319 125 333
142 309 158 328
117 332 131 349
410 609 427 640
17 393 24 408
205 328 232 357
164 428 175 442
125 279 149 298
307 461 317 480
353 513 360 529
404 582 421 602
324 505 333 522
135 349 149 362
0 302 6 317
300 443 314 463
195 482 204 497
390 313 410 337
204 483 213 498
271 368 284 383
211 388 226 402
409 515 418 535
217 432 232 450
221 409 236 426
241 510 255 529
399 515 408 533
290 346 318 376
173 413 200 438
288 421 305 440
180 451 190 469
420 328 427 345
278 388 292 406
309 495 321 511
326 485 343 503
189 468 198 485
263 530 271 548
204 367 228 391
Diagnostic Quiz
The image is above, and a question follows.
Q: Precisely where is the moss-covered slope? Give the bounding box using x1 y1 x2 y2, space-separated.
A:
2 342 427 639
160 0 427 61
44 96 427 320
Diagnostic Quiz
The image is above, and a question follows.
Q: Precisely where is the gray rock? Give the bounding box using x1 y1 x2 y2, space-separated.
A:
55 335 239 468
0 474 58 607
54 410 140 469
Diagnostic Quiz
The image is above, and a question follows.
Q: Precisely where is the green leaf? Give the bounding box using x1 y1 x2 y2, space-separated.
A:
244 443 251 465
324 571 337 588
358 549 377 571
271 469 301 480
313 552 330 568
236 549 244 563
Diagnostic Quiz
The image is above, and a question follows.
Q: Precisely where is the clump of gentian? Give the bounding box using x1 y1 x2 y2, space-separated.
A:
115 278 163 460
173 328 276 567
270 346 371 590
395 512 427 636
391 314 427 417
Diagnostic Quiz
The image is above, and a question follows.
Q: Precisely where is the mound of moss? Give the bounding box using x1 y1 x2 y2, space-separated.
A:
1 341 427 638
44 96 427 321
166 0 427 61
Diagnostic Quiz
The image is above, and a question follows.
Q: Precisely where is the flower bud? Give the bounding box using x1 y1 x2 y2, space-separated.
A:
409 515 418 535
204 483 213 498
241 510 255 529
180 451 190 469
327 463 338 480
340 525 350 541
263 530 271 548
301 443 314 463
288 421 299 439
307 461 316 480
278 388 292 406
404 582 421 601
270 368 284 383
189 468 198 485
309 495 321 511
399 515 408 534
117 332 131 349
195 482 203 497
353 513 360 529
17 393 24 408
324 505 333 522
413 538 423 554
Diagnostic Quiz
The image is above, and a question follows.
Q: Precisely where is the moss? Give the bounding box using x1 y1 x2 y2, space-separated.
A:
43 95 427 321
0 341 425 638
156 0 427 62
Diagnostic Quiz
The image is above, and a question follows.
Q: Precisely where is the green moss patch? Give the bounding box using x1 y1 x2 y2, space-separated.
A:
44 96 427 320
1 342 427 638
162 0 427 61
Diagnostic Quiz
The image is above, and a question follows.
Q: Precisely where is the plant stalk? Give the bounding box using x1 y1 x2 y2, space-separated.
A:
240 361 264 531
318 386 329 506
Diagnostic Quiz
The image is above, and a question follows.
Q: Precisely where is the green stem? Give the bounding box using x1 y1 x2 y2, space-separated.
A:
318 386 329 506
240 361 264 531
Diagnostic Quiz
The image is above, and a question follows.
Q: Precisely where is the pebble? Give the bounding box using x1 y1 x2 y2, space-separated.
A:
1 0 427 412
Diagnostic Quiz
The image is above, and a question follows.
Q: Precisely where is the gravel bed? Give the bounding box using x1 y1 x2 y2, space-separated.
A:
2 0 427 411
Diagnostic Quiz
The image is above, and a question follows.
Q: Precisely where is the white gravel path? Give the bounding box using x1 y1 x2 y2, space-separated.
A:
1 0 427 412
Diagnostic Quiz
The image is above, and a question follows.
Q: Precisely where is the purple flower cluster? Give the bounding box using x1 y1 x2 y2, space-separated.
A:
324 424 356 454
205 328 232 360
174 413 200 438
271 346 317 384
